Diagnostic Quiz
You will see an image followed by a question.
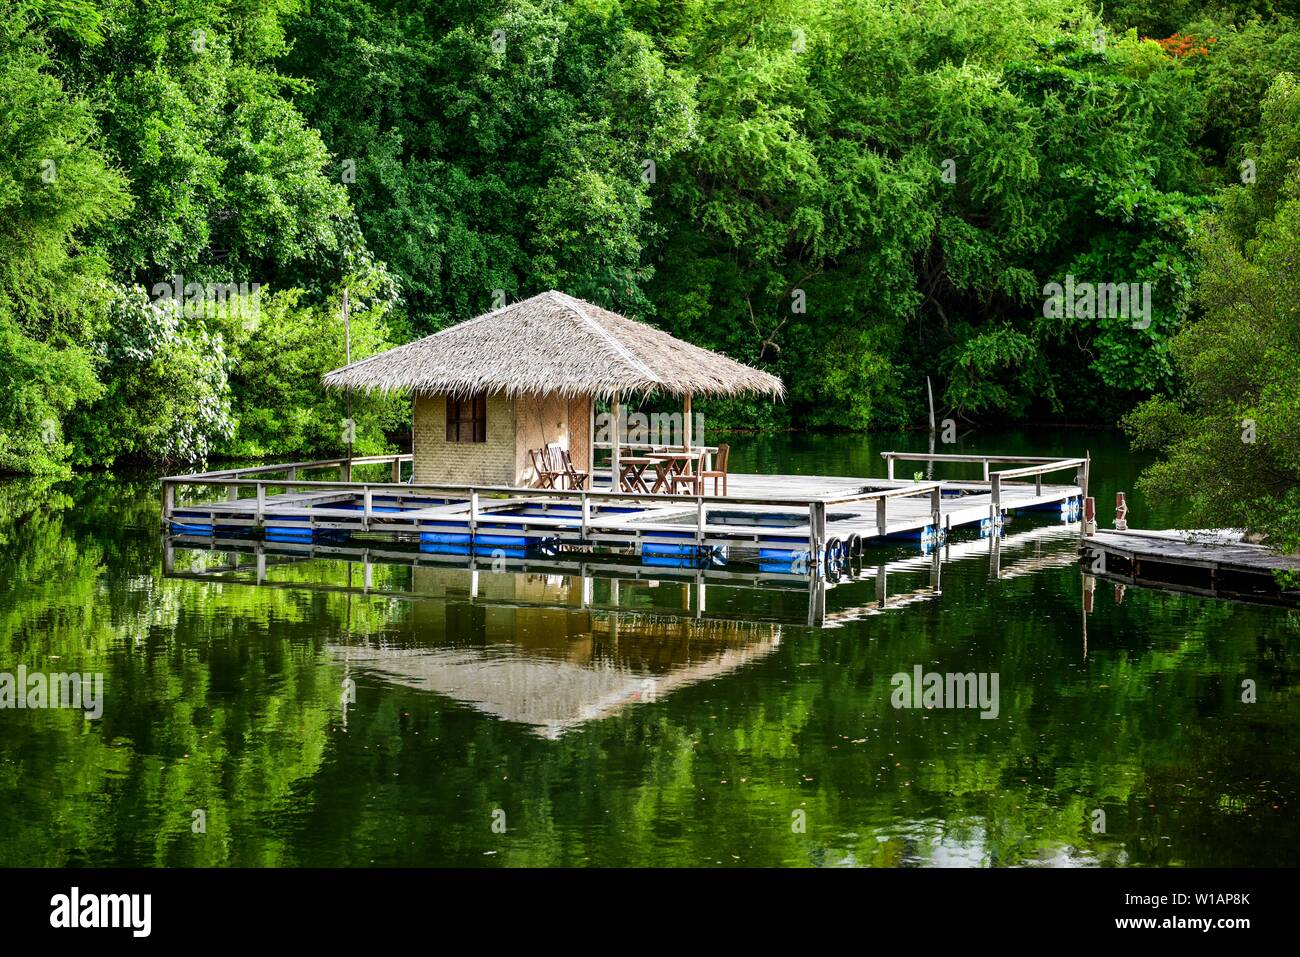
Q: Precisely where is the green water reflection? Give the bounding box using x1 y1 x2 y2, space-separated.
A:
1 430 1296 866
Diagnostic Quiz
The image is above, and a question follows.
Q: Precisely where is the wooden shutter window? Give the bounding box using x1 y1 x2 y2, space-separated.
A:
446 393 487 443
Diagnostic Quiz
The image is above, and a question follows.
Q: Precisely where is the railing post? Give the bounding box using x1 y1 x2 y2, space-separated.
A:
161 481 175 526
391 457 402 483
807 500 826 571
469 489 479 539
1036 469 1043 495
990 474 1001 529
581 492 591 541
982 460 990 482
696 493 707 551
256 482 265 527
228 483 238 503
363 486 372 528
876 496 888 537
930 485 942 536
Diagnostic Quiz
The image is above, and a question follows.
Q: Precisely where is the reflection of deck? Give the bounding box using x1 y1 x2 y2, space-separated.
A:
161 452 1087 567
165 524 1086 734
163 521 1083 628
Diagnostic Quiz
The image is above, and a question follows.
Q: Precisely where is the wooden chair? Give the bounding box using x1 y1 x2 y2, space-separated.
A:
672 443 729 496
530 447 562 489
555 446 588 490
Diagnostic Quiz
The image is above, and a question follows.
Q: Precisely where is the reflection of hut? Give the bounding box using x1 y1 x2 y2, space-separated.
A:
327 594 781 738
322 290 782 487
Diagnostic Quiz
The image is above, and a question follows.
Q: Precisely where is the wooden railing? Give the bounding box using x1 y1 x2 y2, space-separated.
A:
161 456 946 559
880 451 1089 528
161 451 1087 560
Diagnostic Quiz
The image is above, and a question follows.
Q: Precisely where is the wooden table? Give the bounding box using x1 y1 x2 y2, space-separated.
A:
647 450 705 494
618 456 660 494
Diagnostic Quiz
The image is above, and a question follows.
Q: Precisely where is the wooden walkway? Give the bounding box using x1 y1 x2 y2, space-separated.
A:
162 451 1087 573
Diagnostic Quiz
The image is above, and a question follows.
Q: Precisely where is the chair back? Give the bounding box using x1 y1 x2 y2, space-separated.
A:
715 443 730 473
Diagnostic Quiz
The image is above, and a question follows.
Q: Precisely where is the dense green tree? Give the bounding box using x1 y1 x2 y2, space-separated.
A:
1126 73 1300 547
0 1 128 473
282 0 696 326
4 0 1300 476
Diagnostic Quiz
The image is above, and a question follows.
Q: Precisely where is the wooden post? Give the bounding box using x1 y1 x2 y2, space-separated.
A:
588 395 596 488
363 486 372 528
990 473 1001 529
930 485 942 537
808 501 826 569
696 493 707 550
227 483 238 503
1080 452 1092 542
581 492 591 541
161 481 175 525
886 454 895 480
391 457 401 483
876 496 888 537
469 489 479 539
610 392 622 492
683 393 693 451
982 459 990 482
342 286 353 483
256 482 265 527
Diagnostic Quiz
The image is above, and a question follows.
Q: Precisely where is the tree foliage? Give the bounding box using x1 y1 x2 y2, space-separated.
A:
1 0 1299 483
1126 73 1300 546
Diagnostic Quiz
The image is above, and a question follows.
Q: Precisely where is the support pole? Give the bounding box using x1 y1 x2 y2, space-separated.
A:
161 481 175 526
588 395 596 487
683 393 693 451
342 287 353 484
611 392 622 493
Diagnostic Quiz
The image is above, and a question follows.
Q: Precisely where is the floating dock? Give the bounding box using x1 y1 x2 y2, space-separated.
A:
161 451 1087 575
1082 528 1300 606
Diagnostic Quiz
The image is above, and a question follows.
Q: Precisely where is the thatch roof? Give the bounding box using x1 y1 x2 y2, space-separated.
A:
322 290 784 399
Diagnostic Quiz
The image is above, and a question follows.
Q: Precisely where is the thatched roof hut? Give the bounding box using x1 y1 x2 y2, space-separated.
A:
322 290 784 400
322 291 783 488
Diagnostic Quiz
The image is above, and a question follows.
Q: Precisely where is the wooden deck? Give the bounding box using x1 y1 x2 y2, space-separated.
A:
161 451 1087 574
1083 528 1300 606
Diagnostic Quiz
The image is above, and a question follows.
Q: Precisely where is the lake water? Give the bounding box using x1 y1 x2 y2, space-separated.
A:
1 429 1296 866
